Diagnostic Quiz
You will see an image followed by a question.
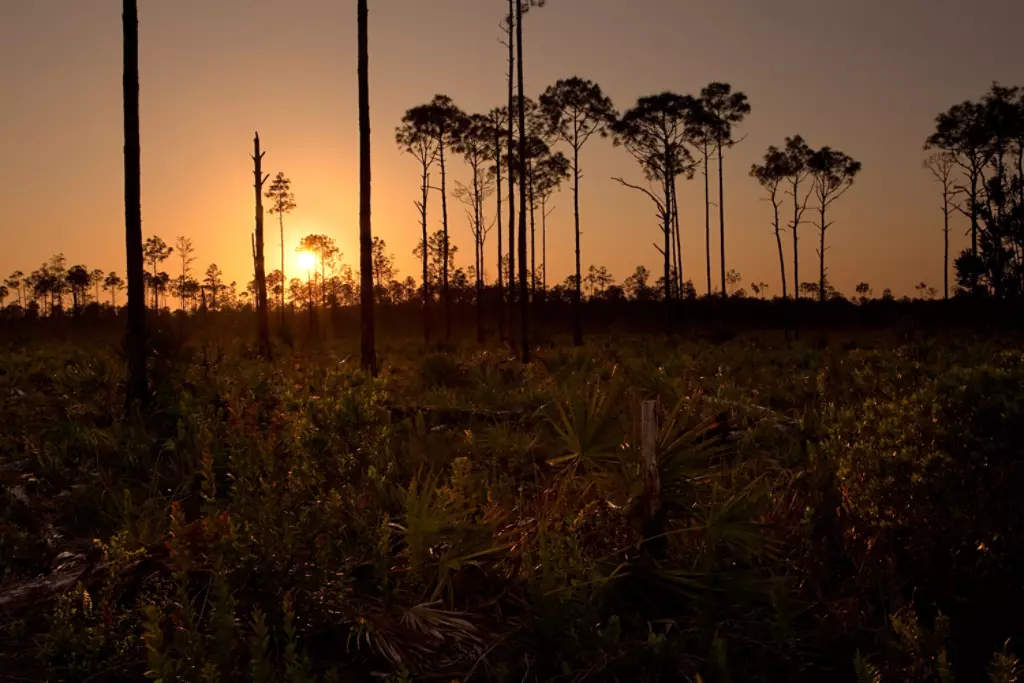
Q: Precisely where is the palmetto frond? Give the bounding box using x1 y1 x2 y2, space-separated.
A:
548 381 624 470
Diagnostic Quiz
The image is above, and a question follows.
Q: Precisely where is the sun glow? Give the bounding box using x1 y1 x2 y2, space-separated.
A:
296 251 316 273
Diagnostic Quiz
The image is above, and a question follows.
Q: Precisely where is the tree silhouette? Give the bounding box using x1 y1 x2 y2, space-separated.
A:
265 172 296 319
924 152 959 300
396 111 439 343
500 99 546 308
5 271 24 308
174 236 195 313
540 77 617 345
297 234 338 305
251 134 271 359
413 230 457 291
372 236 395 296
783 136 814 299
973 83 1023 299
358 0 375 374
66 265 90 315
750 146 790 298
89 268 105 305
532 152 570 294
724 269 742 296
123 0 146 409
937 83 1024 298
514 0 546 362
700 82 751 297
487 107 509 340
152 272 171 309
104 272 125 307
402 95 466 343
855 282 871 302
808 147 862 302
685 100 716 295
502 5 517 345
926 100 991 275
203 264 224 311
142 236 172 309
455 113 497 343
612 92 696 332
623 265 653 301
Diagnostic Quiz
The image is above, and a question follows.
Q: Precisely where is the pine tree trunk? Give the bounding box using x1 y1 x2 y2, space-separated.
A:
542 197 548 294
704 146 711 296
818 205 826 302
774 200 787 299
718 138 726 297
495 126 504 341
440 141 451 343
506 0 517 346
792 177 800 300
672 175 683 297
529 160 536 305
421 164 431 344
474 164 484 344
252 134 271 360
943 195 949 301
515 0 529 362
358 0 376 375
969 169 979 291
279 212 285 323
663 148 673 336
572 140 583 346
123 0 147 411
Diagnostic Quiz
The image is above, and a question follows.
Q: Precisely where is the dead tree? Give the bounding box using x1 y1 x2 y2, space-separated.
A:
924 151 959 300
251 134 271 359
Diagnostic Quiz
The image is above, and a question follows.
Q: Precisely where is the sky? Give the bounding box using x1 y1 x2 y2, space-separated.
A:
2 0 1022 299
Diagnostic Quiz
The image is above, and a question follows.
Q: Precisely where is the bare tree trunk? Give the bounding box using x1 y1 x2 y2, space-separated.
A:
515 0 529 362
529 160 536 304
420 167 431 343
279 212 285 323
542 197 550 295
440 141 451 343
180 254 186 313
703 146 711 296
495 127 504 341
774 200 787 299
358 0 376 375
672 175 683 297
252 134 271 359
663 149 673 336
969 169 979 291
474 163 484 344
717 138 727 297
123 0 147 411
943 194 949 301
506 0 517 346
792 177 800 300
572 137 583 346
818 204 827 302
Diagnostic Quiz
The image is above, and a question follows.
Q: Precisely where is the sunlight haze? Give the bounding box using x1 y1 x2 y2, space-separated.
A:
2 0 1022 297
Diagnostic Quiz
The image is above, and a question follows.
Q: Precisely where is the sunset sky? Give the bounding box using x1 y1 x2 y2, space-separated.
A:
3 0 1022 298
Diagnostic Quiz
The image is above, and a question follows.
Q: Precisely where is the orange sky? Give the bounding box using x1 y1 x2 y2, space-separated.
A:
3 0 1022 298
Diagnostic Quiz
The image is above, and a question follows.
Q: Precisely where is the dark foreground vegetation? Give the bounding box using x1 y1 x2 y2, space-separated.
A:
3 309 1024 682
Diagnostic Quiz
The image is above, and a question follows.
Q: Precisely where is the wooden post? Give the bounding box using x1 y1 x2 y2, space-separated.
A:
252 133 271 359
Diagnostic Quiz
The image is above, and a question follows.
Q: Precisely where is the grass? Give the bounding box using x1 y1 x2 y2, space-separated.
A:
2 326 1024 681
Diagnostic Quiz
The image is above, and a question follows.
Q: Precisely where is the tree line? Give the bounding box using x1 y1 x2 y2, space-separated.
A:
925 83 1024 300
12 1 1020 408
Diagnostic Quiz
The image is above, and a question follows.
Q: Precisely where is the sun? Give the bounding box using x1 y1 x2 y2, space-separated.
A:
296 251 317 272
